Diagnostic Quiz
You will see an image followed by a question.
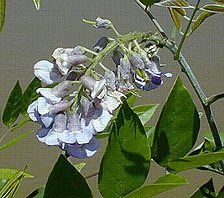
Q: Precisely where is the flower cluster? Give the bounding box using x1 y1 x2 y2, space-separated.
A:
28 17 172 158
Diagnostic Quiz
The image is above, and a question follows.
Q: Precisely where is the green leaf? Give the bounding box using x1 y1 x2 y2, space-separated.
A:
212 0 224 5
145 126 155 147
0 130 33 151
190 178 216 198
0 168 33 179
2 81 23 127
0 0 6 32
152 76 200 167
189 137 224 175
190 11 215 34
202 4 224 13
167 148 224 172
21 77 41 116
98 101 150 198
0 168 33 198
33 0 41 10
169 8 182 30
132 104 159 125
43 154 92 198
124 174 188 198
140 0 161 7
74 162 86 172
26 186 45 198
172 7 186 16
155 0 191 8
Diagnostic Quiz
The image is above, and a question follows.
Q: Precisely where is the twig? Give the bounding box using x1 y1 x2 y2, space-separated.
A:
175 0 201 60
135 0 168 39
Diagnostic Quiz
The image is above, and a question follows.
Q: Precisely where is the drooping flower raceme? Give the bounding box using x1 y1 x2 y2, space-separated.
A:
28 46 124 158
28 20 172 158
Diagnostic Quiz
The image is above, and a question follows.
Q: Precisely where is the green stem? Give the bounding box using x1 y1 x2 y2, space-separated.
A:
136 4 223 167
0 117 30 144
135 0 168 39
175 0 201 60
207 93 224 105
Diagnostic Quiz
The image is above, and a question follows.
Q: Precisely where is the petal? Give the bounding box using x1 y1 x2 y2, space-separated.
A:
37 97 51 115
84 136 99 151
91 79 106 99
67 54 88 65
76 130 93 144
52 113 67 132
27 100 39 122
64 143 89 159
41 114 55 128
51 100 70 114
34 60 62 84
92 109 112 132
105 70 116 90
58 130 77 144
56 57 72 75
36 88 61 104
129 53 144 69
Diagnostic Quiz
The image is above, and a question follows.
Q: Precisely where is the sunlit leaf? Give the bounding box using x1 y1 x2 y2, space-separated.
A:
167 148 224 172
0 0 6 32
139 0 161 7
172 7 186 16
132 104 159 125
0 130 33 151
145 126 155 147
98 101 150 198
152 76 200 167
190 11 215 34
21 77 41 116
189 136 224 175
33 0 41 10
0 168 33 179
74 162 86 172
2 81 23 127
26 186 45 198
169 8 182 30
155 0 191 8
212 0 224 5
43 154 92 198
0 168 33 198
190 178 216 198
124 174 188 198
202 4 224 13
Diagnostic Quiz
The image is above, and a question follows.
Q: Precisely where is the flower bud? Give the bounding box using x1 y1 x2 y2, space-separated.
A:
129 53 145 69
94 17 112 29
93 37 110 52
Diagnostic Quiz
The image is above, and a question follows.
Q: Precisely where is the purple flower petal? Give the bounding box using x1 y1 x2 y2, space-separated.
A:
34 60 62 84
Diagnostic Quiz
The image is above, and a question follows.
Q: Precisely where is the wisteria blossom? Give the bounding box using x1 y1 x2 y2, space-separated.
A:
28 24 172 158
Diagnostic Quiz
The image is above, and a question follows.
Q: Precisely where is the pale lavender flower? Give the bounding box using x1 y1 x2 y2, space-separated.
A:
94 17 111 29
27 97 70 127
52 47 88 75
36 81 71 104
93 37 110 52
34 60 62 84
62 137 99 159
132 54 172 91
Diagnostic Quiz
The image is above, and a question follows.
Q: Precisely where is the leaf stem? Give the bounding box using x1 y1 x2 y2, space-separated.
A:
175 0 201 60
0 117 30 144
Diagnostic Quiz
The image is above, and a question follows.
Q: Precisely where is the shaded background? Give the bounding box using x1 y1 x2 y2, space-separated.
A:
0 0 223 197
